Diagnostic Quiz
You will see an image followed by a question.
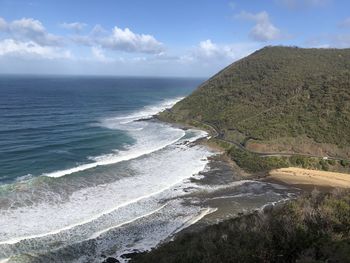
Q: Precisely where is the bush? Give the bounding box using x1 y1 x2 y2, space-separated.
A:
319 160 329 171
132 190 350 263
327 159 336 166
227 147 289 172
341 159 350 167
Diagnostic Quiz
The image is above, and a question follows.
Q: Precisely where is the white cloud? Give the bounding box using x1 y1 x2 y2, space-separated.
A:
236 11 282 42
0 17 70 60
0 39 71 59
70 25 164 54
61 22 87 33
70 25 107 46
90 24 107 36
97 26 163 54
192 39 232 60
0 17 6 30
0 17 63 46
0 16 164 65
91 46 112 62
182 39 258 64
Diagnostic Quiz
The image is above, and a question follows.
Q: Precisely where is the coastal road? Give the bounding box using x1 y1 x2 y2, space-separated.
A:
162 109 349 162
198 120 349 161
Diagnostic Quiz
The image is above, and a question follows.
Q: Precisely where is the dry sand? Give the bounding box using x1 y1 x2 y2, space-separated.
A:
268 167 350 190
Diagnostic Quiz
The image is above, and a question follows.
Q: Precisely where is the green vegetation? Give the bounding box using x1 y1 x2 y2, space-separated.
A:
132 190 350 263
341 159 350 167
160 46 350 154
227 147 289 172
209 138 233 150
140 47 350 263
227 146 348 173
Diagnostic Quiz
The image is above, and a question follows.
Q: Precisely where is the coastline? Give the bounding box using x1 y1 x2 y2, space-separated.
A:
105 116 350 263
121 117 349 255
114 118 301 262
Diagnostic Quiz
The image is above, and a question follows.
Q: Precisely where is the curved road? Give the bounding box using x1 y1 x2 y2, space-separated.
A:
198 120 349 161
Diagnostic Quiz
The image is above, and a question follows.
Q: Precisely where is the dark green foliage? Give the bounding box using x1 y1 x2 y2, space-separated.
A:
132 190 350 263
227 147 289 172
289 155 312 168
341 159 350 167
227 147 337 173
327 159 336 166
210 138 232 150
164 46 350 147
319 159 329 171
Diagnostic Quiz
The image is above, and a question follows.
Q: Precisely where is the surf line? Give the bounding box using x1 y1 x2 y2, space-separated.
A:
0 168 204 246
88 203 168 240
167 207 218 241
185 207 217 227
43 130 186 178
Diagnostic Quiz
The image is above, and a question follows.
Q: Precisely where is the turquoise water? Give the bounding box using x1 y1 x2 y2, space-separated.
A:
0 76 219 262
0 76 294 263
0 76 202 183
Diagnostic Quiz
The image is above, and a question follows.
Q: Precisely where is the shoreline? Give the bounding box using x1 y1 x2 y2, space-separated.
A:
116 117 350 262
115 123 297 261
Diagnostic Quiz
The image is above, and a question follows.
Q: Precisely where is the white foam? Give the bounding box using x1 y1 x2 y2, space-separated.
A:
0 96 217 260
0 187 170 245
104 96 184 124
44 127 185 178
88 203 168 240
43 97 185 178
186 207 217 225
15 174 33 182
0 133 214 246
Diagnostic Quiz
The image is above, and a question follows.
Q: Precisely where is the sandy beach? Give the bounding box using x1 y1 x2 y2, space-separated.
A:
267 167 350 190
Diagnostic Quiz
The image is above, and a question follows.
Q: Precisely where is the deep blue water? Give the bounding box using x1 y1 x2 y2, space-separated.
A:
0 76 202 184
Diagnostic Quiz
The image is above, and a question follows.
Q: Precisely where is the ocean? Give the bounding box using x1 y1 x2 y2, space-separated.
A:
0 76 296 263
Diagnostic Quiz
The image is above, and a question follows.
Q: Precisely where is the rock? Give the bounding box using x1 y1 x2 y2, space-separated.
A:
120 250 141 260
102 257 119 263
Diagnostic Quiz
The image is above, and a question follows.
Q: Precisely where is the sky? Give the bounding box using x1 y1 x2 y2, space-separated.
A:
0 0 349 77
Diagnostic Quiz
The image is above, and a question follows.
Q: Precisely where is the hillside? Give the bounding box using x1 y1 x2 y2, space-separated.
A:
160 46 350 158
132 190 350 263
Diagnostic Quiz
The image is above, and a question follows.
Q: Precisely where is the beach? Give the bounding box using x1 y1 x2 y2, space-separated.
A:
1 77 349 263
266 167 350 191
0 78 299 263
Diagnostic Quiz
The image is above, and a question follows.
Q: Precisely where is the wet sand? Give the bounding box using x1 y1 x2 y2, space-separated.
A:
172 155 301 234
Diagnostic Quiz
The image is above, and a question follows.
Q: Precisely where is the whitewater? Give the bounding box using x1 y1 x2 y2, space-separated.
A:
0 96 217 262
0 77 297 263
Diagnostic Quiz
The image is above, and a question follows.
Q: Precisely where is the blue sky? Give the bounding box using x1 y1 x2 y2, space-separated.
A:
0 0 349 77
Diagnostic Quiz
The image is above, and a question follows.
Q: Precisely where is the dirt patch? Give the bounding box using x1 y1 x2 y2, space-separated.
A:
246 137 350 159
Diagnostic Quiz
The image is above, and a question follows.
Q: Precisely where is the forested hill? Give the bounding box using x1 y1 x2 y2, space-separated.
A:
160 46 350 157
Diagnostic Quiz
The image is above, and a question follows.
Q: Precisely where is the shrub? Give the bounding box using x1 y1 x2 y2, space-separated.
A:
132 190 350 263
340 159 350 167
